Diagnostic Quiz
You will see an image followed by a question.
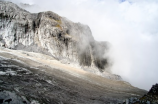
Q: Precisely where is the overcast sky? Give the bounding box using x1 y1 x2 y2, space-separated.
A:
6 0 158 90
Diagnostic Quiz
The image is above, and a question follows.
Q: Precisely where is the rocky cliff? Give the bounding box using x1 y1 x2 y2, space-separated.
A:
0 1 111 74
0 1 150 104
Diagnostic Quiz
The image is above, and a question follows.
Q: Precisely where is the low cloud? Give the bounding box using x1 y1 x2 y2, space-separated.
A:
6 0 158 90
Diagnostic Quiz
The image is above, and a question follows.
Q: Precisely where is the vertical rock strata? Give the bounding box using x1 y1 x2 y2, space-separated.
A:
0 1 110 73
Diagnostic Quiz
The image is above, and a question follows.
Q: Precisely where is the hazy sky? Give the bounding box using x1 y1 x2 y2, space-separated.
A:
6 0 158 90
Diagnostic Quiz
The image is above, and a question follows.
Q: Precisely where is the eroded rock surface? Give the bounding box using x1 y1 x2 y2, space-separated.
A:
0 49 147 104
0 1 111 75
122 84 158 104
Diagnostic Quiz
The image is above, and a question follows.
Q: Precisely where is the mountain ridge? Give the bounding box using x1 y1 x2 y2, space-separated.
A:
0 1 152 104
0 1 112 76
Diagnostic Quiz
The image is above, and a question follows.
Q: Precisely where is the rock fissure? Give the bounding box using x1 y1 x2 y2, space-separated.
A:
0 1 111 75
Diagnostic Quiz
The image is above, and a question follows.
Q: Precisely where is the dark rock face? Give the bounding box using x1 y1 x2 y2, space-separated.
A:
0 1 109 73
148 83 158 95
123 84 158 104
138 84 158 104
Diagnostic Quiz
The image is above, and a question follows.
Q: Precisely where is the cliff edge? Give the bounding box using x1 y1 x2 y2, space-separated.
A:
0 1 121 79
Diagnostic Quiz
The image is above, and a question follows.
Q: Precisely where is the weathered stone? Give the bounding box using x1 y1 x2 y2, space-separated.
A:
0 1 111 75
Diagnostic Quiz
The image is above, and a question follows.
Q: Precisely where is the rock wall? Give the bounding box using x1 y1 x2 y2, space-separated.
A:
0 1 110 73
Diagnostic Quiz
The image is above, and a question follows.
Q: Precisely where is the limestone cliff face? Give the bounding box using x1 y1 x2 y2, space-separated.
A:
0 1 110 74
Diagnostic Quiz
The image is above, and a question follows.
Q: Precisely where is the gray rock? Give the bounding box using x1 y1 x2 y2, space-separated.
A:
0 54 147 104
0 1 112 77
0 90 29 104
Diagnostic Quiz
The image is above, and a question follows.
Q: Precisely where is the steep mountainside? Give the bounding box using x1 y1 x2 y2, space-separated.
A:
0 48 147 104
0 1 110 75
0 1 150 104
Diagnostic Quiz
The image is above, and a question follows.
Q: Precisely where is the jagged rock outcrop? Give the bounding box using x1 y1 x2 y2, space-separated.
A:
137 83 158 104
122 84 158 104
0 2 150 103
0 1 110 74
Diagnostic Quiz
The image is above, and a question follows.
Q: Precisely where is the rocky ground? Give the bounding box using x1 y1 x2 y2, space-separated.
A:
125 84 158 104
0 1 157 104
0 48 147 104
